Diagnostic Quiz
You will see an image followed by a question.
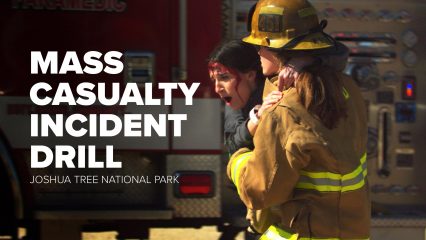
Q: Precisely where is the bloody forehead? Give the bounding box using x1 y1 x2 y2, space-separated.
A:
208 61 239 77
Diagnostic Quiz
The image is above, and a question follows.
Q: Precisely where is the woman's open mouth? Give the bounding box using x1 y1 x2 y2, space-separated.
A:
222 96 232 103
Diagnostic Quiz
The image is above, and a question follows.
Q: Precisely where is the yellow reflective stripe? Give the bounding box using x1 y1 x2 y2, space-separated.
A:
259 6 284 15
342 87 350 100
230 151 251 182
261 225 369 240
300 153 366 181
300 170 341 180
341 174 366 192
230 152 252 193
296 152 367 193
342 152 367 181
341 168 367 192
297 170 367 192
260 225 298 240
296 182 343 192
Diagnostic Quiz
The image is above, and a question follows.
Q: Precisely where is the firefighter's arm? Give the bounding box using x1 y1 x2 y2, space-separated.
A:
227 110 311 210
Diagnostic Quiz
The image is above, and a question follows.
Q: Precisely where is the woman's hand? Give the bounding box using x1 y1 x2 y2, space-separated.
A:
257 91 283 118
277 56 315 91
247 91 282 136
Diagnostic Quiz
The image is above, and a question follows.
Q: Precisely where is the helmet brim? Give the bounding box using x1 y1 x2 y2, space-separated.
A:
243 31 335 50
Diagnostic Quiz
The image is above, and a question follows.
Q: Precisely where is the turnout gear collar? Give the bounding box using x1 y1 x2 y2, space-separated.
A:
243 0 335 50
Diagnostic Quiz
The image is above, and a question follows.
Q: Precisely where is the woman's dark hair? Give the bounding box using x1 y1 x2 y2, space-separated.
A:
208 40 263 82
299 65 348 129
276 51 348 129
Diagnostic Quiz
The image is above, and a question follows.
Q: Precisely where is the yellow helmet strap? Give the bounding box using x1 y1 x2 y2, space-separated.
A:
247 3 257 32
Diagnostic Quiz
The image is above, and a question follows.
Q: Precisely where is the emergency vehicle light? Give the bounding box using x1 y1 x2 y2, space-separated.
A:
174 171 215 198
402 76 416 100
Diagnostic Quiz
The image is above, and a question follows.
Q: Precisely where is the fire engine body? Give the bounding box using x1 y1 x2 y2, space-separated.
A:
0 0 248 238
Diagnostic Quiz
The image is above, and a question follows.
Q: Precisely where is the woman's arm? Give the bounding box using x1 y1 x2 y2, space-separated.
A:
224 106 254 155
224 90 282 154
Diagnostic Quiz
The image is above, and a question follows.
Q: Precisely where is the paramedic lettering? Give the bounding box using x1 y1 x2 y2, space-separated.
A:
29 51 200 169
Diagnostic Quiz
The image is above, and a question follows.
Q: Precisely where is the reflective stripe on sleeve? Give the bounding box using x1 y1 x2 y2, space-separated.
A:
230 151 252 194
260 225 369 240
296 152 367 193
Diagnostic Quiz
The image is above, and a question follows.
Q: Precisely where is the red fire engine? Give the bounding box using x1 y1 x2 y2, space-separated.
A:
0 0 248 239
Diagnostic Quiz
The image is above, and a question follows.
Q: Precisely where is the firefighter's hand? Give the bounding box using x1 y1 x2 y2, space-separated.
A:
257 91 282 118
277 56 315 91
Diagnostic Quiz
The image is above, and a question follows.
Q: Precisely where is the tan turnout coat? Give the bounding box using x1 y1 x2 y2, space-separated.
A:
227 73 370 239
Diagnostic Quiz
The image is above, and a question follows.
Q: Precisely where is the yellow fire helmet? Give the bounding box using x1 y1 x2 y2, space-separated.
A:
243 0 335 50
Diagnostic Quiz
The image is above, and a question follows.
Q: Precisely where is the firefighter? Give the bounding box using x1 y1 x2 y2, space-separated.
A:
209 41 350 240
227 0 370 239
